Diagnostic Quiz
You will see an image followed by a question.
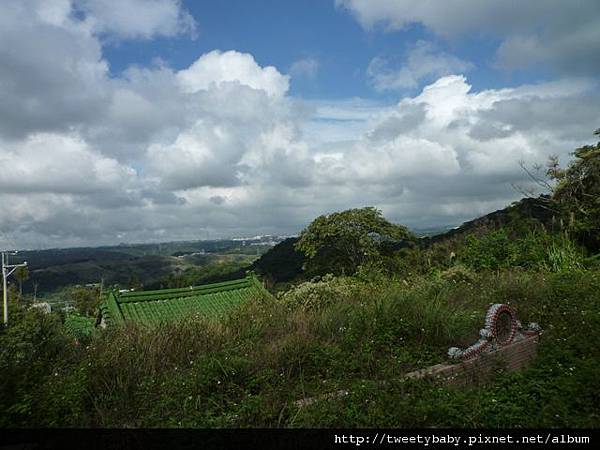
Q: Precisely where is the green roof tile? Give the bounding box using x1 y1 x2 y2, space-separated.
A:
100 274 270 327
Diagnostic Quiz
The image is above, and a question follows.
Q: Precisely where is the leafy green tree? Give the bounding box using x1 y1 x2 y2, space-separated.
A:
70 286 101 317
13 266 29 298
550 129 600 251
1 284 19 312
295 207 415 276
126 272 143 290
251 238 305 283
0 303 69 426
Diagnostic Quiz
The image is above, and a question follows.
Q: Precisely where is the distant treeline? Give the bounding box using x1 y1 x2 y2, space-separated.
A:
12 240 274 294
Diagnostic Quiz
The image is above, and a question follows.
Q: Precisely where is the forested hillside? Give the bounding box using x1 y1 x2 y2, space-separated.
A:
10 239 277 294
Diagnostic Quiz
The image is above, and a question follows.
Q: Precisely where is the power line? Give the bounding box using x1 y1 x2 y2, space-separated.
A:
2 251 28 325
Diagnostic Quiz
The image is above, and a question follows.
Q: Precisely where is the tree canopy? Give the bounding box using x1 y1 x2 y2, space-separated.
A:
295 207 415 276
550 129 600 251
13 266 29 298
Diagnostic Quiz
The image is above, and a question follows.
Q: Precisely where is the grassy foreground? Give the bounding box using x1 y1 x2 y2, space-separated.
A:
1 269 599 427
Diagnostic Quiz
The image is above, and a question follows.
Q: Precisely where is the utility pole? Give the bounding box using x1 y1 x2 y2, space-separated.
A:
2 251 28 325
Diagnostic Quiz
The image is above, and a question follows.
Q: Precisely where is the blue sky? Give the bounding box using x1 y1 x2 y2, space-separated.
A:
105 1 370 96
103 0 547 99
0 0 599 249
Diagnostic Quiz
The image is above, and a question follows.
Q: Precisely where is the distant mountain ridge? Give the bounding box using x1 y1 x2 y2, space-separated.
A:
420 196 555 247
11 238 284 294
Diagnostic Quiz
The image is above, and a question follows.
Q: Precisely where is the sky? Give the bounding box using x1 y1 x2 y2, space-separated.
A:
0 0 599 249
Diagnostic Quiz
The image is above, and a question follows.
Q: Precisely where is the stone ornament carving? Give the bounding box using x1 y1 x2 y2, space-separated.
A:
448 303 541 360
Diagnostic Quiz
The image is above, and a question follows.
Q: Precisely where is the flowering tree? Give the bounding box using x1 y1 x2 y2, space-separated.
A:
295 207 415 276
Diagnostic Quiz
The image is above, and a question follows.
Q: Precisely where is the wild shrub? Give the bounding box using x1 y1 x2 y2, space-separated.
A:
461 228 586 272
0 304 73 426
439 264 476 284
461 229 518 270
277 275 364 311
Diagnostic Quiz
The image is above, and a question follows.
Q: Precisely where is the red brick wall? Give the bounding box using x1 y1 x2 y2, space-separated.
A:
405 334 539 385
295 334 540 407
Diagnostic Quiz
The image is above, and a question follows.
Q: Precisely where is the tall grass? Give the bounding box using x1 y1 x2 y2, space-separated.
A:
1 269 599 427
544 232 586 272
459 228 588 272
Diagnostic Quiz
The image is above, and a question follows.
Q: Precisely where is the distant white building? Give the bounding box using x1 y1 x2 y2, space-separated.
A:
31 302 52 314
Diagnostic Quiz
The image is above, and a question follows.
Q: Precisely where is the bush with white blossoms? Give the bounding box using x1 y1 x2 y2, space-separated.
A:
277 274 363 311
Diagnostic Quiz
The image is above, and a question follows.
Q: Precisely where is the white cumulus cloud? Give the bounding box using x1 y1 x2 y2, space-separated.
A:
77 0 196 39
367 41 473 91
177 50 290 97
337 0 600 76
289 58 320 79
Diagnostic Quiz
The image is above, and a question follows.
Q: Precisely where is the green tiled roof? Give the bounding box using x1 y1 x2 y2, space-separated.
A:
100 275 269 327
